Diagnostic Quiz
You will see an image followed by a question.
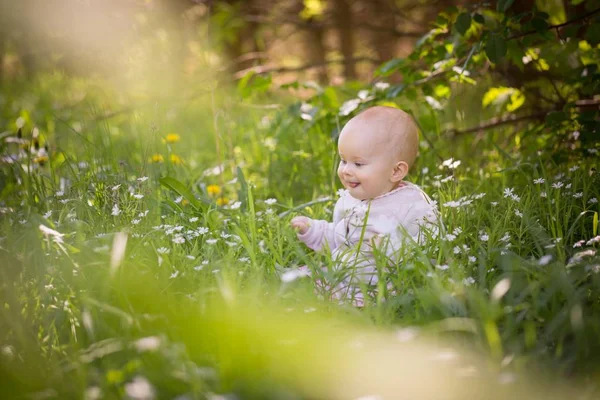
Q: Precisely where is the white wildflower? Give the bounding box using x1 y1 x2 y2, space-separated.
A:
491 201 498 206
445 233 457 242
111 184 121 191
264 198 277 205
463 277 475 286
132 219 141 225
111 205 121 216
206 239 218 245
503 188 515 198
540 191 547 198
281 268 310 283
39 224 64 243
588 197 598 204
453 246 461 254
339 99 361 116
573 240 585 248
172 236 185 244
43 211 52 219
197 227 209 235
538 255 553 266
573 192 583 199
137 176 149 182
552 182 564 189
125 376 155 400
515 209 523 218
156 247 170 254
533 178 545 184
374 81 390 91
174 196 183 204
169 270 179 279
442 158 461 169
189 217 199 223
444 200 462 208
569 166 579 172
480 233 489 242
229 201 242 210
435 264 449 271
468 256 476 263
135 336 161 352
55 190 64 197
193 265 203 271
133 193 144 200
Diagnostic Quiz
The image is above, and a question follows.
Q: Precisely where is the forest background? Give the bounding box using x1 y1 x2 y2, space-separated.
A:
1 0 600 399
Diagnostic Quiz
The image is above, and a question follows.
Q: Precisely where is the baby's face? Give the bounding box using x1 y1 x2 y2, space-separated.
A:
337 124 401 200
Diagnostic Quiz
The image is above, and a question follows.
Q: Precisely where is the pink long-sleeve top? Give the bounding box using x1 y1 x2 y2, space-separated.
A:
297 182 439 285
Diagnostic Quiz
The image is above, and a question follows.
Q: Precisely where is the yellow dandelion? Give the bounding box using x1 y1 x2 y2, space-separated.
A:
207 184 221 196
149 154 164 163
181 199 190 206
164 133 181 144
170 154 184 165
216 197 229 206
33 155 49 165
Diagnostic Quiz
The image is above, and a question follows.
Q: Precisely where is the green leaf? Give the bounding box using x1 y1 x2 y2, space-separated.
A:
237 71 272 98
586 23 600 45
531 17 549 31
545 111 567 125
473 13 485 24
236 167 249 212
159 177 201 209
496 0 515 13
455 12 471 36
375 58 405 77
485 34 507 64
594 212 598 237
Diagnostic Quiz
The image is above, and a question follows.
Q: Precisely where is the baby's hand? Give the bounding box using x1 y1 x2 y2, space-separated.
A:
291 216 311 234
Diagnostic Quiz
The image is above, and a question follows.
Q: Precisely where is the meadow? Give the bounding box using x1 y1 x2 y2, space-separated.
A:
2 4 600 398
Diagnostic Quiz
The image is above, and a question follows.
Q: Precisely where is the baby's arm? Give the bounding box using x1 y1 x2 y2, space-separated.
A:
291 199 343 252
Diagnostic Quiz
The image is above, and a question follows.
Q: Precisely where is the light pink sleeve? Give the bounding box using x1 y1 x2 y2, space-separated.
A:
297 198 344 252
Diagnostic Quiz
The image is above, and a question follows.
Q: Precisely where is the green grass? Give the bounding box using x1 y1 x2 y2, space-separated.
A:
1 73 599 399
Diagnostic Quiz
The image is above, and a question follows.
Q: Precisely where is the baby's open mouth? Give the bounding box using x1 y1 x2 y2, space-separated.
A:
348 182 360 188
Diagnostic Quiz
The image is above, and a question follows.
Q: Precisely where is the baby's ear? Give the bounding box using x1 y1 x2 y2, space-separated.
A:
391 161 409 182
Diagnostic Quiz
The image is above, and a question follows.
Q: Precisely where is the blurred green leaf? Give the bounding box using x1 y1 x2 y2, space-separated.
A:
497 0 516 13
485 34 507 64
375 58 405 77
455 13 472 35
159 177 201 209
586 23 600 45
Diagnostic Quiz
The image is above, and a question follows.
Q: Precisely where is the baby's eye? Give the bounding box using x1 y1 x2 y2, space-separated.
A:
354 162 363 167
340 159 347 165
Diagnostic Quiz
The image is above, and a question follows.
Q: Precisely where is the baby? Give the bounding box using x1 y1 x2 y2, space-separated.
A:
291 106 439 304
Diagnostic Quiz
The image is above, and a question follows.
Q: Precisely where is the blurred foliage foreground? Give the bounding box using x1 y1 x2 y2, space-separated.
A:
1 2 600 399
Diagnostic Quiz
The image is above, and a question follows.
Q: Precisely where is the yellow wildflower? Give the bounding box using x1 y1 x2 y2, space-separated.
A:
181 199 190 206
170 154 184 165
207 184 221 196
216 197 229 206
150 154 164 163
33 155 49 165
164 133 181 144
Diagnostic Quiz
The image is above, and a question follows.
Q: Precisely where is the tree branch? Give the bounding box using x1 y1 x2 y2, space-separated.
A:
446 112 547 136
507 7 600 41
233 57 381 79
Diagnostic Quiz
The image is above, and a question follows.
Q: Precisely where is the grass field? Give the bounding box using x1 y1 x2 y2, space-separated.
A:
1 72 599 399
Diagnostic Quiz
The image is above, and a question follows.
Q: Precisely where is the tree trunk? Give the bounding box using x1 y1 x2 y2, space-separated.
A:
332 0 356 81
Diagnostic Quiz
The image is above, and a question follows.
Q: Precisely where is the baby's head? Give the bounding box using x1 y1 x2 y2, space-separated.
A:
337 106 419 200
